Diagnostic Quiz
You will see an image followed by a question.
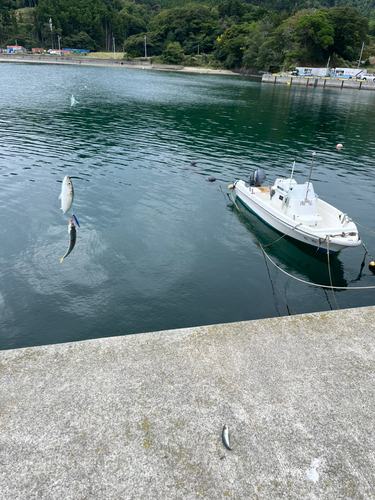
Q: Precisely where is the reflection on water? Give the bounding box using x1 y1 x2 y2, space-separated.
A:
231 202 347 288
1 63 375 350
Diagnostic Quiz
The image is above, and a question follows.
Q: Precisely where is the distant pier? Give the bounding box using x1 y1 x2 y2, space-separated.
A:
262 73 375 90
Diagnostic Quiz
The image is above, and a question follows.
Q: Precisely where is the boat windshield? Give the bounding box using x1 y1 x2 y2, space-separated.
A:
288 183 316 200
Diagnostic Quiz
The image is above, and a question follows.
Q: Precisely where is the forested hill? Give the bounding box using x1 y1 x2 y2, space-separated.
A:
157 0 375 14
1 0 375 71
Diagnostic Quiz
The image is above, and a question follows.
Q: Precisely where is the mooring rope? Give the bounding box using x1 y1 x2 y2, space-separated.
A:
262 251 375 290
262 223 303 247
228 190 375 291
326 239 339 309
228 191 298 313
352 219 375 237
361 240 375 262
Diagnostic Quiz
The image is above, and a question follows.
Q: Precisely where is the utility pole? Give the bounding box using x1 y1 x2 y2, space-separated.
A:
113 36 115 59
57 35 61 52
357 42 364 68
197 43 200 56
144 35 147 58
49 18 53 50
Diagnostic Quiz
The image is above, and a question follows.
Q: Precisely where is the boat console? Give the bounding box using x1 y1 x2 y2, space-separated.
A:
271 178 322 227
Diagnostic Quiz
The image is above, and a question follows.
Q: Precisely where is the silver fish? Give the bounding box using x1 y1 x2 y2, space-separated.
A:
60 217 77 263
222 424 232 450
59 175 74 214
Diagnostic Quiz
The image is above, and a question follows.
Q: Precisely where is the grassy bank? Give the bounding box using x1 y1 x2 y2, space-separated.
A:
86 51 124 60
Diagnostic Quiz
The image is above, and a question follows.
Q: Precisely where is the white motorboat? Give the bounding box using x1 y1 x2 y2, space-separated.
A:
229 161 361 254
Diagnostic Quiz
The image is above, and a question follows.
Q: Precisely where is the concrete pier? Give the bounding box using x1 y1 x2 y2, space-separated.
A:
1 306 375 499
262 73 375 91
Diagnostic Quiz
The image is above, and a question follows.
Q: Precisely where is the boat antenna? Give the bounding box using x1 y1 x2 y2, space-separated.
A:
305 152 316 201
288 159 296 191
284 160 296 215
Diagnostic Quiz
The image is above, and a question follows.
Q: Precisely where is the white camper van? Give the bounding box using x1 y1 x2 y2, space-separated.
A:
291 67 330 77
333 68 367 79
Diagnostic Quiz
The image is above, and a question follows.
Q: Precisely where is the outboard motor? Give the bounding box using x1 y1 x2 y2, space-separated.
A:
249 169 266 187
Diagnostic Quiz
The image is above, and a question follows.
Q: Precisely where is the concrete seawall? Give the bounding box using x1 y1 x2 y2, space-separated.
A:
1 306 375 499
262 73 375 91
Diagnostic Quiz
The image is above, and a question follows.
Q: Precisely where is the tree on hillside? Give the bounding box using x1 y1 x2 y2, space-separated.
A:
291 10 334 63
241 17 278 69
147 4 220 53
328 7 368 61
63 30 97 50
214 23 249 68
161 40 184 62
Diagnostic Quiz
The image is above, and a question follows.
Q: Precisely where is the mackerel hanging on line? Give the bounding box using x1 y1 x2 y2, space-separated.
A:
60 217 77 263
59 175 74 214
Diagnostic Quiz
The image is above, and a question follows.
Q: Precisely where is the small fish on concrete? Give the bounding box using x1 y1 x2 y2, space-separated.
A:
222 424 232 450
60 216 77 263
59 175 74 214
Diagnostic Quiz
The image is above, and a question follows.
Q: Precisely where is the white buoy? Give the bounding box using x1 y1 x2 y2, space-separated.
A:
336 143 343 149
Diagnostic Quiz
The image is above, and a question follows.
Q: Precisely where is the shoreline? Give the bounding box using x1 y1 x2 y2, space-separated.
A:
0 53 248 76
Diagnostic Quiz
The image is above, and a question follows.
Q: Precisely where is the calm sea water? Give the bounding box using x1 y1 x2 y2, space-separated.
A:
1 62 375 350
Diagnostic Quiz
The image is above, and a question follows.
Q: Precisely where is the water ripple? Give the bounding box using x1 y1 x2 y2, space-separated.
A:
1 63 375 349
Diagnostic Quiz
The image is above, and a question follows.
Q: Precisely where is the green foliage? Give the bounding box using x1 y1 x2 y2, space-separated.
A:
0 0 374 72
328 7 369 61
291 10 334 63
147 4 221 55
161 40 184 62
63 30 97 50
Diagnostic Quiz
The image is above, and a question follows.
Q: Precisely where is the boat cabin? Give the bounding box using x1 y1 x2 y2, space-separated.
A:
270 178 322 227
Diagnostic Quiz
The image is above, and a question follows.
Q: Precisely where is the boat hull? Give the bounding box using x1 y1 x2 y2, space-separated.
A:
234 180 361 254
